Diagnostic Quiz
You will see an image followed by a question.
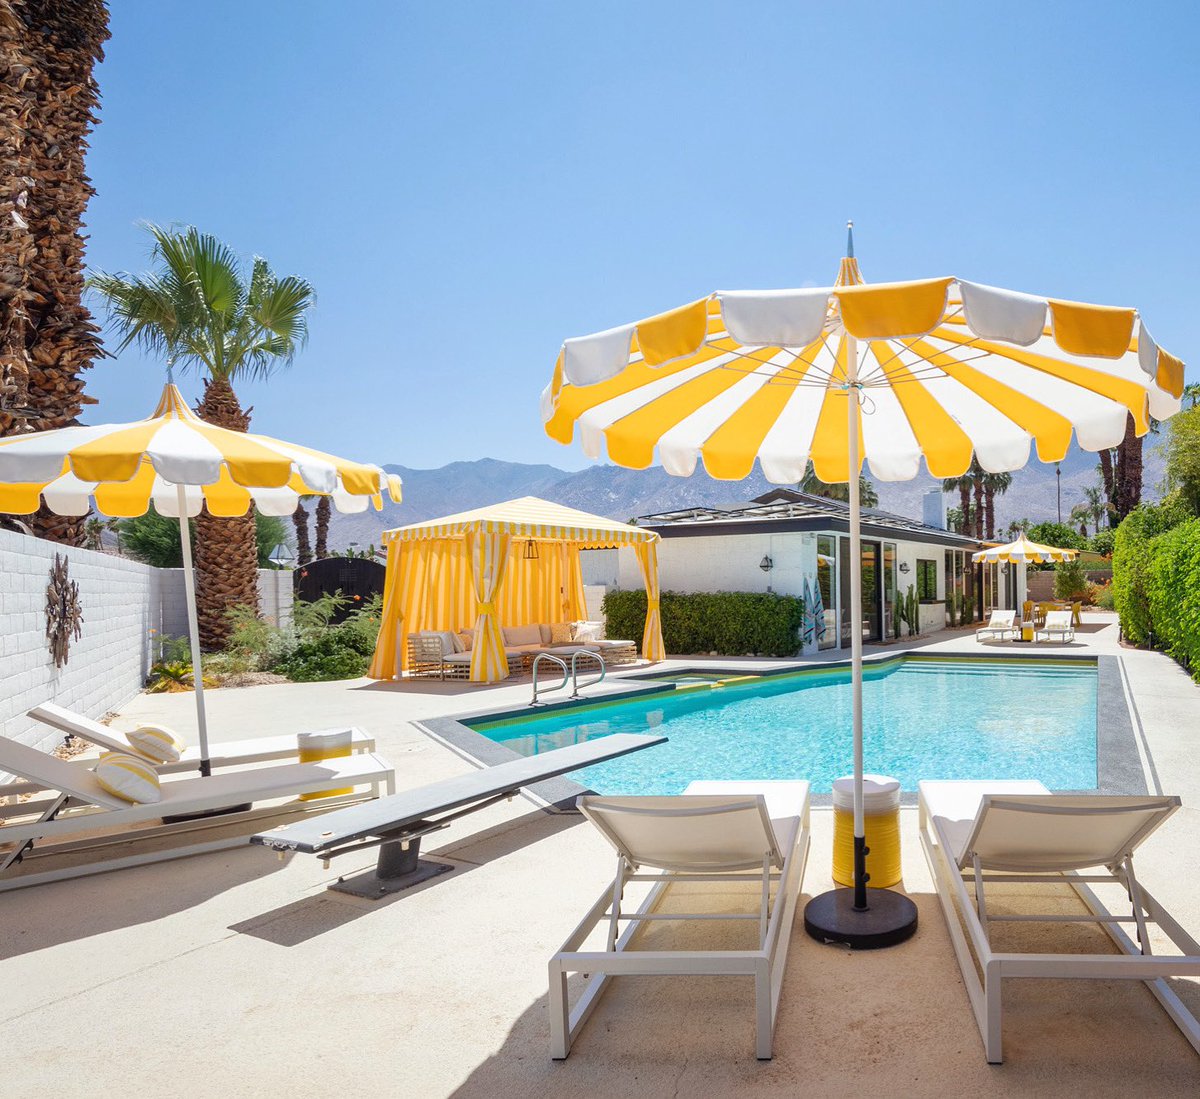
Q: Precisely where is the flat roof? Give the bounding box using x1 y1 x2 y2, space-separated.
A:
635 489 982 550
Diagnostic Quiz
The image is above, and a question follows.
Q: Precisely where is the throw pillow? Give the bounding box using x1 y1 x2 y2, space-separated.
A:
549 622 573 645
457 631 474 651
126 724 185 764
94 751 161 804
573 620 603 643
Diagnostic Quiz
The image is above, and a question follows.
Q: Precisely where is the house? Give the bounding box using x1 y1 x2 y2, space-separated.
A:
604 490 1000 654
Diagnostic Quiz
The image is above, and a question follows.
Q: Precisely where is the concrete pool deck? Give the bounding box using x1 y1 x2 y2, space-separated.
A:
3 612 1199 1096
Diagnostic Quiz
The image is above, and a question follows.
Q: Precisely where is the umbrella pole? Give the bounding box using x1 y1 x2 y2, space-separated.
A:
846 352 867 911
176 484 212 777
803 333 917 948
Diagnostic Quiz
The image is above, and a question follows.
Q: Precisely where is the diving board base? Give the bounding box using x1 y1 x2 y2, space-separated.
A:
329 836 454 899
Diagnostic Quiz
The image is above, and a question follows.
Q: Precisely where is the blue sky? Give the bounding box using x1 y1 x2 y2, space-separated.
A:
83 1 1198 471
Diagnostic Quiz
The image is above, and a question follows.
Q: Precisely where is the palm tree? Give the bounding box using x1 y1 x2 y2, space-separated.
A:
0 1 109 547
90 224 314 648
799 461 879 507
292 498 313 566
982 471 1012 540
1083 483 1110 535
942 473 974 537
84 517 104 551
1070 502 1091 539
1004 518 1028 541
314 495 332 557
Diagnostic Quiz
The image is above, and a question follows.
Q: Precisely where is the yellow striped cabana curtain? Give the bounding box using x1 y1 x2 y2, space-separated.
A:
634 540 665 661
467 530 512 682
369 497 664 682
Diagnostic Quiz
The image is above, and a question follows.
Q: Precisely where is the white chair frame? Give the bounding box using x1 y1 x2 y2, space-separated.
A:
549 786 810 1061
919 785 1200 1063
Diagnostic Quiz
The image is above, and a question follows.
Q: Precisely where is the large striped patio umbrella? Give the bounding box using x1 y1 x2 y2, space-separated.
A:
973 533 1079 611
0 383 402 774
541 226 1184 947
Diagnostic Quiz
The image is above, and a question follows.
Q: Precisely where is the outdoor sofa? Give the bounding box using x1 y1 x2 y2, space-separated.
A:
406 621 638 679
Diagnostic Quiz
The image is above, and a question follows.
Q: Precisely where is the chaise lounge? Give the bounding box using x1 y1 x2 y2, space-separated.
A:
0 734 394 890
919 779 1200 1062
549 779 811 1061
976 609 1017 642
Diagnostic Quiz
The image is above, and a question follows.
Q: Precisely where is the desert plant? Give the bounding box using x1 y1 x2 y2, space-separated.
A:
1053 558 1090 601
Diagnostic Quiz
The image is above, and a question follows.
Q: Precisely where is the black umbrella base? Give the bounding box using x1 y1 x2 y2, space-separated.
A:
804 887 918 949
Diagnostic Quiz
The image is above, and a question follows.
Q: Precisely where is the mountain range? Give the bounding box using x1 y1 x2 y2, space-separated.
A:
327 442 1168 551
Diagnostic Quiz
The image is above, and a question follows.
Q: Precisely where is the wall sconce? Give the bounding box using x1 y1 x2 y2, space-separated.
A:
898 562 910 574
523 538 539 560
759 555 773 573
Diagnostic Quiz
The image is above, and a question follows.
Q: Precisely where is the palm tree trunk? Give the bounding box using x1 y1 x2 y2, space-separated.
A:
292 500 312 565
0 1 108 546
1115 415 1142 519
958 481 971 534
984 486 995 540
193 376 259 649
315 496 330 558
973 476 984 540
1098 449 1116 521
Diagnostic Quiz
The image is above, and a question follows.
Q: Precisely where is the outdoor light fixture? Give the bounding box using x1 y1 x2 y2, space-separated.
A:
268 543 295 568
759 555 773 572
898 562 910 574
523 538 539 560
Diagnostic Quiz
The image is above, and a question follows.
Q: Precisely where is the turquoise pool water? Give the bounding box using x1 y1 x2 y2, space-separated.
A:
468 658 1099 795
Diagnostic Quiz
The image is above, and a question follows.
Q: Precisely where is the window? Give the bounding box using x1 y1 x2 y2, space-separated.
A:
916 558 938 603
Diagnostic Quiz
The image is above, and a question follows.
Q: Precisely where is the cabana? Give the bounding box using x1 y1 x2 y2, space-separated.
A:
367 496 664 683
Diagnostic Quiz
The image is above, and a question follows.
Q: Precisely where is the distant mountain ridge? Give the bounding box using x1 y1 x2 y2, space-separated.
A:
328 445 1167 551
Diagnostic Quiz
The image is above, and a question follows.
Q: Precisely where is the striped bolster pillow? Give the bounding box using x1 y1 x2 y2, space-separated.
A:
126 723 184 763
94 751 162 804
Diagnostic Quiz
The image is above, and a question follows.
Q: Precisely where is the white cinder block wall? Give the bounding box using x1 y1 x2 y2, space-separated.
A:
0 528 166 753
0 527 290 753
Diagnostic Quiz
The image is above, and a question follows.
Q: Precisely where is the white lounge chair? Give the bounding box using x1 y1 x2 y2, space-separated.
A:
0 734 394 891
549 779 811 1061
976 610 1017 642
1036 609 1076 643
25 702 375 776
919 779 1200 1063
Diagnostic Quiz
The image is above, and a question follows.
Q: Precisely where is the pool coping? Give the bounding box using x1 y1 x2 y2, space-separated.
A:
414 650 1144 811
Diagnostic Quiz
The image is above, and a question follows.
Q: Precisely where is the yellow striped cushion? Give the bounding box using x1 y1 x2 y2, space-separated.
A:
94 751 161 804
126 723 184 763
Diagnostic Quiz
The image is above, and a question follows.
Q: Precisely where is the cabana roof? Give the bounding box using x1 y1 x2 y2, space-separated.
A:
381 495 659 547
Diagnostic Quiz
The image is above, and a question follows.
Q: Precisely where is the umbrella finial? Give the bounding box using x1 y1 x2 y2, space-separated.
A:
846 220 854 258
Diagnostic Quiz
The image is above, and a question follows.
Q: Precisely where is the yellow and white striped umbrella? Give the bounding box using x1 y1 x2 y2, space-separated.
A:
972 534 1078 564
542 256 1183 485
0 383 402 517
540 231 1186 944
0 383 401 775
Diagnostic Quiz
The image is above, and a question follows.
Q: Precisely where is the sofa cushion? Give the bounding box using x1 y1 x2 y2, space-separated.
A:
573 620 604 643
503 624 543 647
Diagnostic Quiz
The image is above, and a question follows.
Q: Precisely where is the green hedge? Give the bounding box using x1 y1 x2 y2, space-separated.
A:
602 589 806 658
1145 519 1200 675
1112 499 1189 647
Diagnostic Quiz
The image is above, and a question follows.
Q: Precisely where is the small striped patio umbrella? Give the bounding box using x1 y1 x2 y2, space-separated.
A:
0 383 402 773
541 225 1184 946
973 533 1079 611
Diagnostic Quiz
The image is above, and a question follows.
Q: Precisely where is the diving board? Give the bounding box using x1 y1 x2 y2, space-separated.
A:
250 733 667 897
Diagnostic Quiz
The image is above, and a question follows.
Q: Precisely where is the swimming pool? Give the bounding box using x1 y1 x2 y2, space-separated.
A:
467 657 1099 796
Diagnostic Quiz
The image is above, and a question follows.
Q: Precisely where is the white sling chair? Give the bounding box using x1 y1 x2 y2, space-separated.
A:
1036 609 1076 643
976 610 1017 642
919 779 1200 1063
549 779 810 1061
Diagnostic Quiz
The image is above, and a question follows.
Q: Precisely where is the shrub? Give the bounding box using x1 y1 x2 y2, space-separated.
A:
1144 519 1200 678
1088 527 1117 557
1094 581 1115 610
1026 521 1086 552
1112 498 1190 646
272 630 372 681
1053 558 1090 601
602 589 805 657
